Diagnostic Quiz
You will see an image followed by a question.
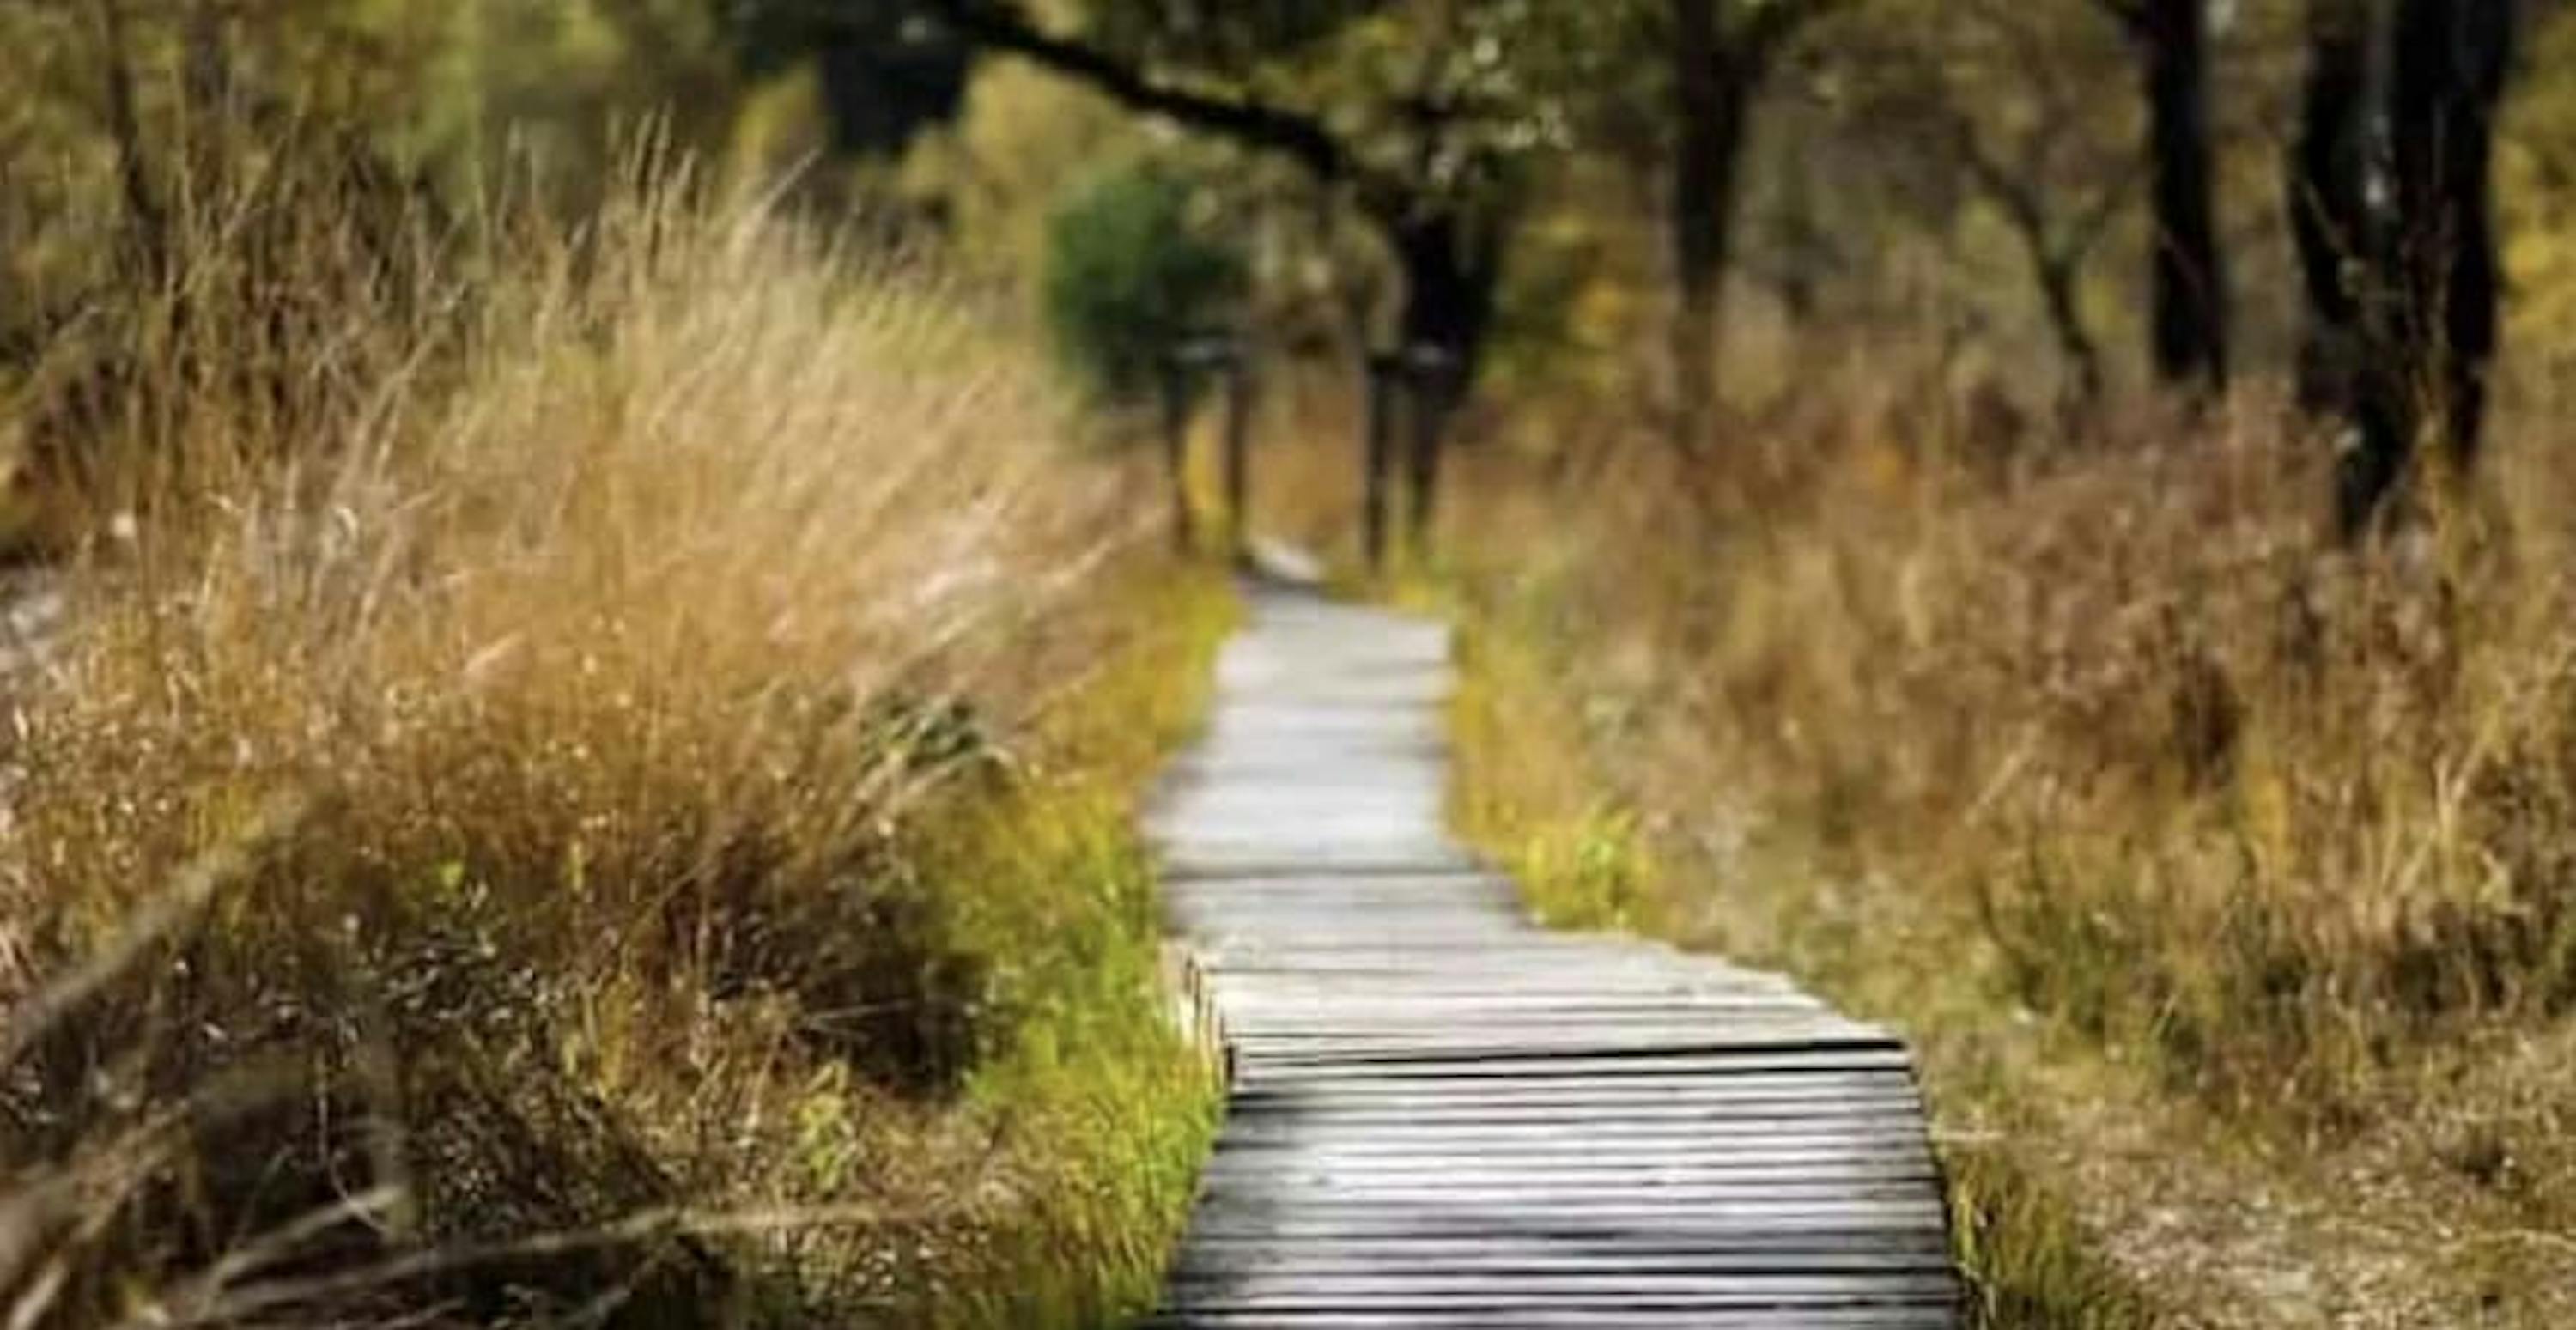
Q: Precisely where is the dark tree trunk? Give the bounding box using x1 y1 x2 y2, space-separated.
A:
2139 0 2229 394
1221 356 1253 562
2337 0 2515 534
1362 353 1396 573
2287 0 2410 532
1668 0 1741 453
1388 210 1498 385
1668 0 1814 453
2385 0 2512 470
1406 356 1448 553
1676 70 1755 455
1383 207 1499 554
2288 0 2373 413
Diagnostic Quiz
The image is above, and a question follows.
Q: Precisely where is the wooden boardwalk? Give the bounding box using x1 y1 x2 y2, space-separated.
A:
1145 586 1959 1327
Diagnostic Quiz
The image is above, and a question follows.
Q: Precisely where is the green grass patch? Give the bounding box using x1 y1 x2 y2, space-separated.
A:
870 778 1223 1328
901 563 1235 1327
1448 618 1656 932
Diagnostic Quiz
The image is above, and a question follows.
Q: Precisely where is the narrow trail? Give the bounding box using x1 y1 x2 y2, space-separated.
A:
1145 584 1960 1327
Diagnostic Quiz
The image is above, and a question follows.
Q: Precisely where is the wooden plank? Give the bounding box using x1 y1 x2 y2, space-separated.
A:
1168 1251 1958 1279
1146 586 1958 1326
1205 1144 1941 1169
1170 1238 1954 1266
1228 1061 1923 1088
1161 1272 1962 1301
1211 1125 1944 1150
1172 1212 1951 1241
1147 1315 1955 1330
1149 1312 1954 1330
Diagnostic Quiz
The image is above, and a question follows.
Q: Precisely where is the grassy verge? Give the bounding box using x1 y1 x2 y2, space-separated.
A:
1436 361 2576 1327
835 565 1233 1328
0 157 1230 1327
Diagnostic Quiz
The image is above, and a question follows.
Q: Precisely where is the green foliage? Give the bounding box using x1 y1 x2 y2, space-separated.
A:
1039 165 1246 404
1512 806 1654 932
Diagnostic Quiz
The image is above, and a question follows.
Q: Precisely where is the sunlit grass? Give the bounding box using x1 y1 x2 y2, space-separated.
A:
0 152 1226 1327
1420 342 2576 1324
1450 624 1653 932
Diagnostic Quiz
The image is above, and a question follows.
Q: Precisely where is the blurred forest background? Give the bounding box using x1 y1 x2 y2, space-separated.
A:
0 0 2555 455
9 0 2576 1327
6 0 2576 475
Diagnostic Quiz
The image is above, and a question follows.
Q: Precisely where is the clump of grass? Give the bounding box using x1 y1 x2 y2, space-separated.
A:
1450 623 1654 931
0 148 1223 1327
1941 1135 2155 1330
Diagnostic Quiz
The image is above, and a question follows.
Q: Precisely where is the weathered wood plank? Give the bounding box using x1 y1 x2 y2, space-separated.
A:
1148 586 1957 1326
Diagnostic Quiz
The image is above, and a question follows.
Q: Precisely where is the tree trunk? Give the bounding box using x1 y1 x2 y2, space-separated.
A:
2287 0 2409 533
1388 210 1498 385
2140 0 2228 395
2339 0 2515 534
1403 349 1457 555
2386 0 2512 471
1668 1 1826 452
1668 0 1731 453
1668 2 1770 453
1382 208 1499 557
1362 352 1397 574
2288 0 2372 415
1221 356 1253 562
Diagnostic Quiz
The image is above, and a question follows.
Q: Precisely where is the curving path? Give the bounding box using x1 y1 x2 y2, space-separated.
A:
1145 584 1959 1327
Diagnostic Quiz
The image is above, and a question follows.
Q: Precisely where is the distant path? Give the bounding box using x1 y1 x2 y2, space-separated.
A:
1145 584 1959 1327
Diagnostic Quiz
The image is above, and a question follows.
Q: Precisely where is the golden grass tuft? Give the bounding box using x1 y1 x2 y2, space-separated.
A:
0 153 1222 1327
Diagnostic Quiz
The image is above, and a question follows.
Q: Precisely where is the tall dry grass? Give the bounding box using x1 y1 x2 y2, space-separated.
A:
1468 350 2576 1097
0 150 1216 1327
1443 336 2576 1320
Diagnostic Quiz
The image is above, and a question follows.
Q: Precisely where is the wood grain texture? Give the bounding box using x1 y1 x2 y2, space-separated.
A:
1148 586 1959 1327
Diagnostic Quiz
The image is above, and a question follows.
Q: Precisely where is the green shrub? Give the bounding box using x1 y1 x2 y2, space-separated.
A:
1039 166 1245 404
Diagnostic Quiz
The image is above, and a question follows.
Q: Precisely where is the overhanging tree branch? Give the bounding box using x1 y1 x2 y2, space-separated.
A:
925 0 1372 192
